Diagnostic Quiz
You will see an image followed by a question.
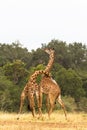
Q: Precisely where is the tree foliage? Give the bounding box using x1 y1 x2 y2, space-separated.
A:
54 67 85 102
3 60 29 84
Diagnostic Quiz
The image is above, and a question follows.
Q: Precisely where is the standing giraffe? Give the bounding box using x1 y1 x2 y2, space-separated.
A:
39 75 67 119
18 48 55 117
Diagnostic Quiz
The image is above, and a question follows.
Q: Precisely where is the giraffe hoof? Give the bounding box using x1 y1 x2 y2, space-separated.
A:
17 117 19 120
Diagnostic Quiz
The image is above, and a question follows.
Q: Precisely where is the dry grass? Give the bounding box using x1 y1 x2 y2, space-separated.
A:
0 111 87 130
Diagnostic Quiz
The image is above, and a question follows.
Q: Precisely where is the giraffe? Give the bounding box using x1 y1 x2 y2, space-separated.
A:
18 48 55 117
39 75 67 119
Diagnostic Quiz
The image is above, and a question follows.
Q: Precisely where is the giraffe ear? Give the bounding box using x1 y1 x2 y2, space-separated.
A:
52 48 55 50
49 48 54 50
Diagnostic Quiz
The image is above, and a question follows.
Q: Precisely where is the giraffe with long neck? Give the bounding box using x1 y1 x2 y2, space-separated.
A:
39 75 67 119
19 48 55 117
37 49 67 119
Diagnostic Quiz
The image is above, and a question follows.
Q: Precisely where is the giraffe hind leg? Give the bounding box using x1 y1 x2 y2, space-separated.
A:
57 94 67 120
46 95 50 112
48 94 55 118
29 93 36 117
35 91 42 118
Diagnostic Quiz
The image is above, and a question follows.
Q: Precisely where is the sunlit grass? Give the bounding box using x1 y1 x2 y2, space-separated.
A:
0 111 87 130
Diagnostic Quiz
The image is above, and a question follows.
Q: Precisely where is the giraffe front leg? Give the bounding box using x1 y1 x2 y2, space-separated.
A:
19 92 26 113
17 92 26 120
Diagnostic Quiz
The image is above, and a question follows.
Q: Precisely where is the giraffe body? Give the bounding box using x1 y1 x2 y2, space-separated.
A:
39 75 67 119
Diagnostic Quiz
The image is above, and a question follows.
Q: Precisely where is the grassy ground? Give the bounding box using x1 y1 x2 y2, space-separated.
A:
0 111 87 130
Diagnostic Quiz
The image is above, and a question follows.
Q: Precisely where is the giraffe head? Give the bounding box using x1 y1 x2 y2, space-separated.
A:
44 48 55 55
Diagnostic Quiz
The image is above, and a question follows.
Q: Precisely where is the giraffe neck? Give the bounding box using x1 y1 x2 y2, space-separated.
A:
29 49 54 86
44 51 54 73
29 70 49 84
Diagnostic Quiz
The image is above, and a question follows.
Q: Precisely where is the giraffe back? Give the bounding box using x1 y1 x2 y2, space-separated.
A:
40 75 61 96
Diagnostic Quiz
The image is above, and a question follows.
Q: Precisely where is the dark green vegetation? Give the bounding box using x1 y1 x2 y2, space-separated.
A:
0 40 87 112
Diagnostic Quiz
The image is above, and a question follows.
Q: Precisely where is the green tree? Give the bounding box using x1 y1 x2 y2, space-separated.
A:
54 67 85 102
69 42 87 68
0 67 21 112
77 97 87 112
31 48 48 67
0 42 32 68
3 60 29 84
82 80 87 97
